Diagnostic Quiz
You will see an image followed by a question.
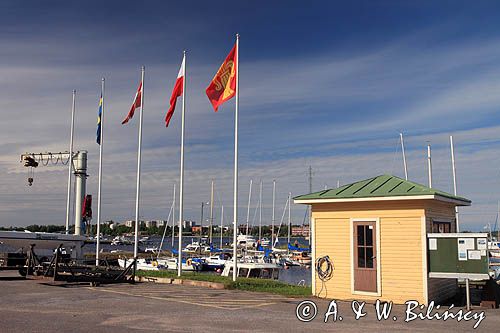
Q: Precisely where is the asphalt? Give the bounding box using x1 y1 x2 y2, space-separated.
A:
0 271 499 332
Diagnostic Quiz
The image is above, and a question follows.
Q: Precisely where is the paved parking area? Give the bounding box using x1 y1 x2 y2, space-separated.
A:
1 271 499 332
90 283 290 311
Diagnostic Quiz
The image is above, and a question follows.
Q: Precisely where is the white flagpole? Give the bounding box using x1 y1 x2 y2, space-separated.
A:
232 34 240 282
65 90 76 234
450 135 460 232
134 66 145 261
178 52 186 276
96 78 105 266
400 132 408 180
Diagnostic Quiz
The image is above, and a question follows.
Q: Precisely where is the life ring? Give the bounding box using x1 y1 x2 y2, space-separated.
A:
152 260 158 267
186 258 192 266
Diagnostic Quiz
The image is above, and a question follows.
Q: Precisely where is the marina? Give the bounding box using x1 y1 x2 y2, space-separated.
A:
4 2 500 332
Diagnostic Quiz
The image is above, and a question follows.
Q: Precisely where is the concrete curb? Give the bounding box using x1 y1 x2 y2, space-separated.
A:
136 275 225 290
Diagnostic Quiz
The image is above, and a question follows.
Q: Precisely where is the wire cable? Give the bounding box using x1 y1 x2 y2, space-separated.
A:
315 255 333 298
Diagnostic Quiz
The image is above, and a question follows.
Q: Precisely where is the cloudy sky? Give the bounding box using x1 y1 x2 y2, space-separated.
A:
2 1 500 231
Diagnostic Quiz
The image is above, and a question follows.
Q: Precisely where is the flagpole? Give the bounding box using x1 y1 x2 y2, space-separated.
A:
232 34 240 282
96 78 105 266
65 90 76 234
134 66 145 262
178 51 186 277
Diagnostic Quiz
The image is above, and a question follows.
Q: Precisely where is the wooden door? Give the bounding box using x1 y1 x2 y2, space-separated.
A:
353 221 377 292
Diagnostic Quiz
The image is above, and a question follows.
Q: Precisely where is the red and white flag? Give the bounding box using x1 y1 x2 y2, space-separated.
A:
122 81 142 124
165 56 185 127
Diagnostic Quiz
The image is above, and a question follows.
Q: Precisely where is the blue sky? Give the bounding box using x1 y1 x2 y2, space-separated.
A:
2 1 500 231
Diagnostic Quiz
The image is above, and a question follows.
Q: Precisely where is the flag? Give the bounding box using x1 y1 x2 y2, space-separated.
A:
96 94 103 144
206 44 237 112
122 81 142 124
165 56 185 127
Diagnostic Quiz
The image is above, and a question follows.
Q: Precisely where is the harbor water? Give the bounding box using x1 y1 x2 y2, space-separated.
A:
83 236 312 286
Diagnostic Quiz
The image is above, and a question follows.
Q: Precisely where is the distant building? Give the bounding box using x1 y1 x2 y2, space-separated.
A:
191 226 209 234
124 220 134 228
157 220 167 227
183 220 196 229
145 220 157 228
291 226 310 237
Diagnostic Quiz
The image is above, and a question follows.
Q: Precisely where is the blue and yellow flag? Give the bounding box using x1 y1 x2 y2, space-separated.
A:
96 94 103 145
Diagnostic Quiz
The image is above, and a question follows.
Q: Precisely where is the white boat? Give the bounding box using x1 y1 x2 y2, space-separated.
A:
488 241 500 258
156 257 199 271
0 230 86 261
118 258 166 271
144 246 159 253
221 261 280 279
235 234 257 247
204 253 231 270
111 236 132 246
183 242 201 253
259 237 271 247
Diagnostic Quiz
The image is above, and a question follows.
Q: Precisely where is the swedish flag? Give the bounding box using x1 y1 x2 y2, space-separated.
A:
96 95 103 144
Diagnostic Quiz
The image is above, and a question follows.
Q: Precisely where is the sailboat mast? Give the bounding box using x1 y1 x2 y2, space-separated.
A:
272 180 276 249
220 205 224 250
171 183 176 248
259 180 262 241
450 135 459 232
287 192 291 254
427 144 432 188
209 180 214 245
246 179 253 237
400 132 408 180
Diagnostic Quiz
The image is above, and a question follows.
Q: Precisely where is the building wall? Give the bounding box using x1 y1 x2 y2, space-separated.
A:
312 201 427 304
424 201 458 303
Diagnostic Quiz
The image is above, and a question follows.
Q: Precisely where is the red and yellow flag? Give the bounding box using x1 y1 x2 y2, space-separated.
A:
206 44 237 112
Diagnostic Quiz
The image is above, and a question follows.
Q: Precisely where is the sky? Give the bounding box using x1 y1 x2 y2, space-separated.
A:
2 1 500 231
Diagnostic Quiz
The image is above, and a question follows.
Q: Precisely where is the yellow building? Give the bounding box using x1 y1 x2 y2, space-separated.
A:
294 175 471 304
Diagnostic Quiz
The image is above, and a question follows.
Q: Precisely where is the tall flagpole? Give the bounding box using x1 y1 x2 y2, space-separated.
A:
232 34 240 282
65 90 76 234
178 52 186 276
134 66 145 260
96 78 105 266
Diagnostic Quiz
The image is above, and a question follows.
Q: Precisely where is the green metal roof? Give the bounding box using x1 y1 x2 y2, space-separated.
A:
293 174 471 205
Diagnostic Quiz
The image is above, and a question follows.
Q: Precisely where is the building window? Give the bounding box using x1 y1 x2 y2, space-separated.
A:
432 221 451 233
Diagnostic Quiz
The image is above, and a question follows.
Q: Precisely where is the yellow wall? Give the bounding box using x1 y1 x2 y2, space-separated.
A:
312 201 427 304
424 201 458 303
